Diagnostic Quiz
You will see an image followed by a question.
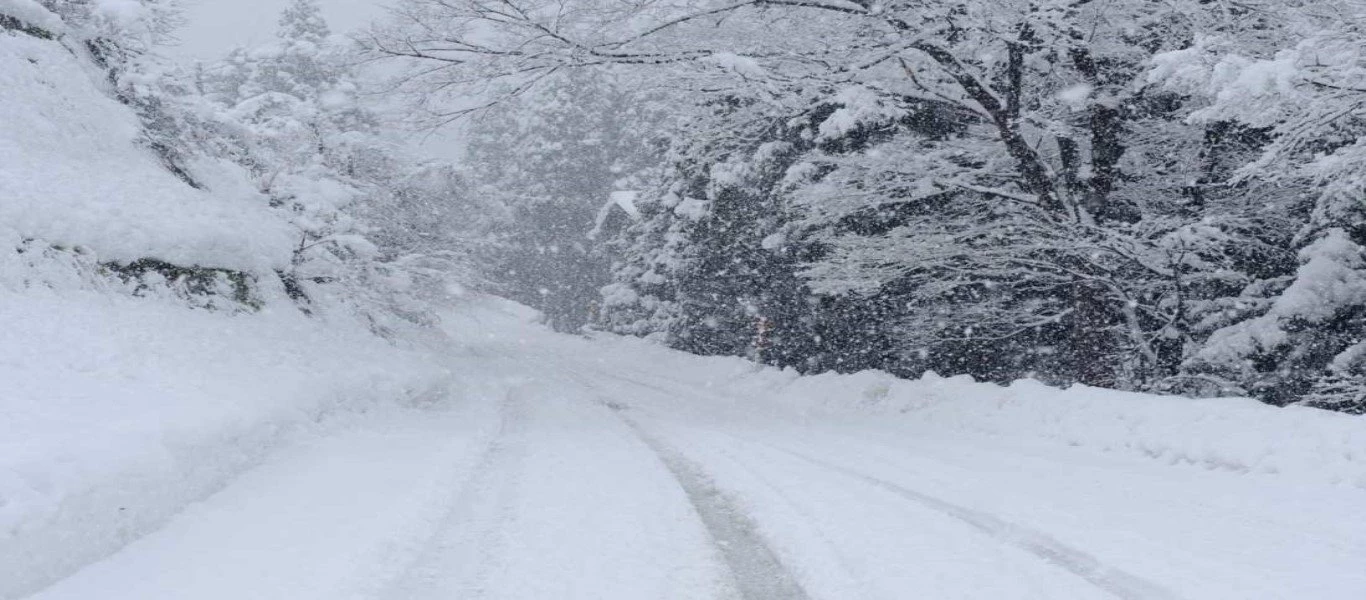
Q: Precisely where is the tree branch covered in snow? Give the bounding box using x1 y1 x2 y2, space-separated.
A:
356 0 1366 412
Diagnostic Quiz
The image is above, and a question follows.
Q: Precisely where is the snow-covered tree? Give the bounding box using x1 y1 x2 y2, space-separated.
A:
460 70 663 331
1149 3 1366 411
369 0 1366 410
193 1 387 312
45 0 469 332
370 0 1236 381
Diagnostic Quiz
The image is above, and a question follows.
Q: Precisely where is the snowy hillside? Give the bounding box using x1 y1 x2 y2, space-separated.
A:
0 23 292 269
0 4 450 597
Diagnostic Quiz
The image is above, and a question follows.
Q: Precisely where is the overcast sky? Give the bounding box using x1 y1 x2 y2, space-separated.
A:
177 0 388 59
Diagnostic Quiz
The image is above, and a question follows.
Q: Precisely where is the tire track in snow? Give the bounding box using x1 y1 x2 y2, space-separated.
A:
379 382 531 600
597 400 812 600
768 444 1182 600
573 364 1179 600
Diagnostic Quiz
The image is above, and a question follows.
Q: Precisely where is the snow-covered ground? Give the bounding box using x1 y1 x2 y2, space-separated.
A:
0 14 449 598
0 284 451 599
10 297 1366 600
7 2 1362 598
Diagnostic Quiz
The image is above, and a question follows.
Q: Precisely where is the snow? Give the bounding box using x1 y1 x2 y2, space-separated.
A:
673 196 709 220
24 405 490 600
589 190 642 240
1056 83 1093 109
92 0 147 27
1198 228 1366 365
2 35 446 600
760 231 787 250
18 300 1355 600
20 1 1354 596
1149 38 1305 129
177 0 385 60
0 0 62 33
0 32 294 271
610 189 642 219
11 298 1366 599
817 85 905 141
6 15 1366 588
702 52 766 78
0 282 450 599
600 281 641 306
1274 228 1366 321
577 329 1366 490
378 374 729 600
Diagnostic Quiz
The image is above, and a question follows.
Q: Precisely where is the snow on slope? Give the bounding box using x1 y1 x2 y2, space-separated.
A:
0 20 293 270
579 332 1366 490
0 282 452 600
0 1 62 33
0 12 452 599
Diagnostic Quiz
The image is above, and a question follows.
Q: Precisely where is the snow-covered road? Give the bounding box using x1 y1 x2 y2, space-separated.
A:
22 303 1366 600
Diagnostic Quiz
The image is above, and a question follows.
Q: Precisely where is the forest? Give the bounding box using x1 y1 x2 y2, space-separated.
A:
368 0 1366 413
5 0 1366 417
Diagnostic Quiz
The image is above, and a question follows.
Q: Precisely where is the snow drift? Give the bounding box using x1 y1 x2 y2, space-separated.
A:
582 331 1366 490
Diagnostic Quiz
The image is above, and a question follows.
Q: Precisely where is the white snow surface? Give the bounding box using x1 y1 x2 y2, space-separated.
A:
0 31 294 270
8 297 1366 599
817 85 906 141
0 0 63 33
0 283 450 599
702 52 766 78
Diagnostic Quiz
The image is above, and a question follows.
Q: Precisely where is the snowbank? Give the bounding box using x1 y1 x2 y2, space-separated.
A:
0 28 293 271
0 284 451 599
587 333 1366 490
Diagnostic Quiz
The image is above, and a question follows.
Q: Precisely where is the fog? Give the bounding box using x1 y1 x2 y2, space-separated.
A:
177 0 386 58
